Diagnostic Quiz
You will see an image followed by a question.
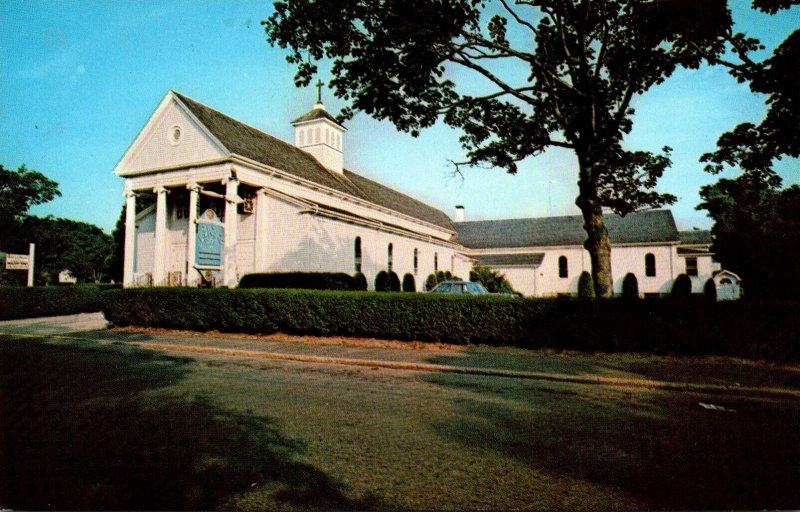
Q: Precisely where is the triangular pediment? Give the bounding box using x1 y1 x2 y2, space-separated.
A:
115 91 228 176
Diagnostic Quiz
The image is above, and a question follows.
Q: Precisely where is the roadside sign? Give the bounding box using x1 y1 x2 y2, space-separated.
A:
6 253 29 270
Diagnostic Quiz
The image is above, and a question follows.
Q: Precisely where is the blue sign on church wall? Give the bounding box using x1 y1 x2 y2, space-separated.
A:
195 209 223 267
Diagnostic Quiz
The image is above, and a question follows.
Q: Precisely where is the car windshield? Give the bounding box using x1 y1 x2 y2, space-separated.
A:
466 282 487 293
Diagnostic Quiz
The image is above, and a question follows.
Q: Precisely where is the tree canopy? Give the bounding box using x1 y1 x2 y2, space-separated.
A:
697 175 800 299
265 0 748 297
0 163 60 235
700 1 799 180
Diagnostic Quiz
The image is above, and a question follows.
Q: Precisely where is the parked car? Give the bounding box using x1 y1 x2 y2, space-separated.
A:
428 280 490 295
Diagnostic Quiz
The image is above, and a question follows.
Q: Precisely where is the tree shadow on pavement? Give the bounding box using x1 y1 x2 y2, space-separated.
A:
0 338 376 510
424 372 800 510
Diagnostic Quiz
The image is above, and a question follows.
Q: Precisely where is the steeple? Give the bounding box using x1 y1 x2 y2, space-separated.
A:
292 81 347 174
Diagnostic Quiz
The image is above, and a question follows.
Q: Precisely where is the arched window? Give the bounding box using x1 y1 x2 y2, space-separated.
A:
299 130 305 146
434 252 438 272
558 256 568 278
387 243 393 272
354 237 362 273
645 253 656 277
315 126 321 143
413 248 418 275
325 129 330 144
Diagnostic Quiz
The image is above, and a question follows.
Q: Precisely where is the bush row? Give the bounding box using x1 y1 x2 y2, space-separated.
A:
101 288 800 362
239 272 358 291
0 285 105 320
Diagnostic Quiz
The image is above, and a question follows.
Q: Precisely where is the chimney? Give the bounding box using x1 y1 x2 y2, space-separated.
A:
455 205 465 222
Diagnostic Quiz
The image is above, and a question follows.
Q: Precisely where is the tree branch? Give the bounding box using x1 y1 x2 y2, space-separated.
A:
498 0 539 37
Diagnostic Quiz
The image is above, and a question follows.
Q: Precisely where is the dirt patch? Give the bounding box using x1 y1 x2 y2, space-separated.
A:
111 326 468 352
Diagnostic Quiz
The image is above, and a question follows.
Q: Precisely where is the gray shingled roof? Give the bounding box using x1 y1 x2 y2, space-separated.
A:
475 253 545 267
174 91 453 232
291 105 345 128
679 230 712 245
454 210 679 249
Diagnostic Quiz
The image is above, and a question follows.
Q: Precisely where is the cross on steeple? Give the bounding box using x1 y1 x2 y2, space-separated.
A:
315 79 324 104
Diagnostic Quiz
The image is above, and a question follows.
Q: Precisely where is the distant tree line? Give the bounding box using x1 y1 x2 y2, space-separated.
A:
1 163 114 285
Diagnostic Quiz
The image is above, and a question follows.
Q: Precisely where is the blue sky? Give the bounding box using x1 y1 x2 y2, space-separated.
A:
1 1 797 233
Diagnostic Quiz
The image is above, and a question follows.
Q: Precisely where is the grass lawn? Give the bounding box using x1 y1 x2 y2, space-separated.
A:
1 334 798 510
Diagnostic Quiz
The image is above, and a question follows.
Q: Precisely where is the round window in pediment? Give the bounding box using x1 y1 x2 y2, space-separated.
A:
169 124 183 145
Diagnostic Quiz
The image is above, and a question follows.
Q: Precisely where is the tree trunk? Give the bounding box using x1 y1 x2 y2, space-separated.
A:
576 165 614 298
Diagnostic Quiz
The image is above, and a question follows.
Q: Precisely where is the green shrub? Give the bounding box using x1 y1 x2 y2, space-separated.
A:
671 274 692 298
238 272 355 291
101 288 800 362
622 273 639 300
374 271 391 292
424 273 437 291
389 271 401 292
353 272 368 291
704 278 717 301
0 286 103 320
402 273 416 292
577 271 594 300
469 265 516 294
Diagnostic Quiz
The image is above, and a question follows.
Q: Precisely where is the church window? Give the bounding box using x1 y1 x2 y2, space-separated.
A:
299 130 305 146
434 253 438 272
354 237 362 273
325 129 330 144
387 243 393 272
336 133 340 149
685 257 698 276
645 253 656 277
315 127 321 143
413 248 418 275
558 256 568 278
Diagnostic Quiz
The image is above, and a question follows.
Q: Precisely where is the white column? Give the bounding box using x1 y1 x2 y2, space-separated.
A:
223 177 239 287
123 190 137 287
152 185 169 286
186 182 200 286
254 188 268 271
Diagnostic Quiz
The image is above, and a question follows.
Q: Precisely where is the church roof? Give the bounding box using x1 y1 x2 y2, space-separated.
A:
474 253 545 267
291 105 345 128
173 91 454 232
454 209 679 249
679 229 712 245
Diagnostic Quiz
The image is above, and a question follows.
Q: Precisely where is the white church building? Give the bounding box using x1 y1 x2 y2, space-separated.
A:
116 90 736 298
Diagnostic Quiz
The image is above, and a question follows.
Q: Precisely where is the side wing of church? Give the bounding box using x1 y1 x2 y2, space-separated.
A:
116 90 733 298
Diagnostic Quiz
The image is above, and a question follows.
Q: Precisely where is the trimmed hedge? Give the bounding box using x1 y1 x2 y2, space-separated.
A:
577 271 594 300
102 288 800 362
0 286 104 320
622 273 639 300
402 273 416 292
239 272 356 291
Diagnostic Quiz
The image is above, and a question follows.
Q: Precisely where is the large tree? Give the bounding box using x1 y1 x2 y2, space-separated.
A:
697 176 800 299
700 0 799 179
0 163 60 241
695 1 799 298
264 0 743 297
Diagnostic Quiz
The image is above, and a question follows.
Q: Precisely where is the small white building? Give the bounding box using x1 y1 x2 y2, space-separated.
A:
116 90 732 297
